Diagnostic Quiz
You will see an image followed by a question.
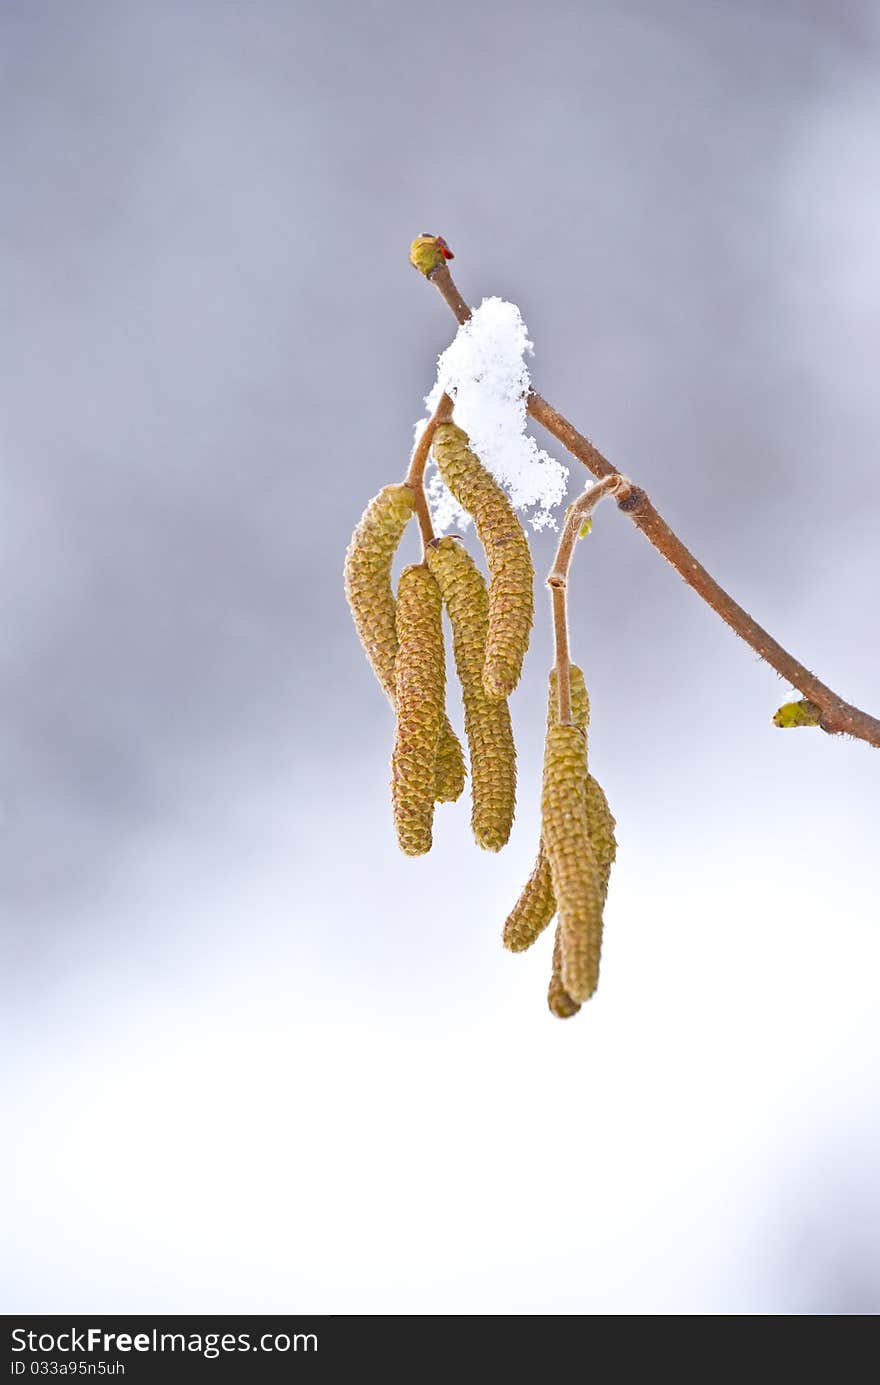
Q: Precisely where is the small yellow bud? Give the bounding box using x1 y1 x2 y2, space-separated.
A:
773 698 822 729
409 235 451 277
432 423 534 699
427 537 516 850
392 565 446 856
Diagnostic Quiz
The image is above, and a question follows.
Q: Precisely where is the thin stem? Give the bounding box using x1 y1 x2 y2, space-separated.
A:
421 255 880 748
405 393 454 553
429 263 472 327
550 583 571 724
548 475 630 724
549 474 632 587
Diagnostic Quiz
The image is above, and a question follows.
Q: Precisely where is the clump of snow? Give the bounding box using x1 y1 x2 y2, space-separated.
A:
416 297 569 533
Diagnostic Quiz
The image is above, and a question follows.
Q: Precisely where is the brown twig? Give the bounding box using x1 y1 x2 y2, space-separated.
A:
405 393 454 553
548 476 631 724
420 252 880 748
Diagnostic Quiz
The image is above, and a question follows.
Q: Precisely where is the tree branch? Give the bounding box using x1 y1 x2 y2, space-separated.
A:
416 248 880 748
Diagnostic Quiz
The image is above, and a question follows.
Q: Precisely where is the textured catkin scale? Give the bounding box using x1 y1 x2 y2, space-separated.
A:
547 924 581 1019
501 665 590 953
426 537 516 851
343 484 464 804
432 423 534 699
541 722 604 1004
392 565 446 856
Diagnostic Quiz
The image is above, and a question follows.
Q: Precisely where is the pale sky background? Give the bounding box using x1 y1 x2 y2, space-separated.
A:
2 0 879 1314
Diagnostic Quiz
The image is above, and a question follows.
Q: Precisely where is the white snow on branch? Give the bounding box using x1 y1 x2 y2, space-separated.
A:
416 297 569 533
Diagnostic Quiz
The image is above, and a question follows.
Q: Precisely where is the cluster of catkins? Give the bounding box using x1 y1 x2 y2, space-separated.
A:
344 421 617 1018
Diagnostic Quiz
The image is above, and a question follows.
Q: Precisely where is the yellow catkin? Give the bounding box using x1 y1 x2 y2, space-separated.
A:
546 669 615 1014
502 665 591 953
344 483 414 699
541 722 604 1003
547 924 582 1019
503 664 616 1009
392 565 446 855
344 483 464 803
432 422 534 699
426 537 516 850
586 773 617 903
546 667 599 1015
561 663 616 903
503 854 555 952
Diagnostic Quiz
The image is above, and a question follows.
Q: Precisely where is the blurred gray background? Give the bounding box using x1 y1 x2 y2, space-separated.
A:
2 0 879 1314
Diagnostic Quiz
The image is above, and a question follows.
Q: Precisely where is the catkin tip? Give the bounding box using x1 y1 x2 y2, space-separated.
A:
548 985 582 1019
502 849 555 952
548 924 582 1019
435 724 467 803
483 660 519 701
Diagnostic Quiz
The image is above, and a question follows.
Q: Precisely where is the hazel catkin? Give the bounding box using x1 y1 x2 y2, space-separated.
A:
432 422 534 699
541 721 604 1004
560 664 616 905
344 483 414 699
562 663 616 903
426 536 516 851
503 850 555 954
502 665 591 953
546 775 615 1017
344 483 464 803
392 564 446 856
585 773 616 903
